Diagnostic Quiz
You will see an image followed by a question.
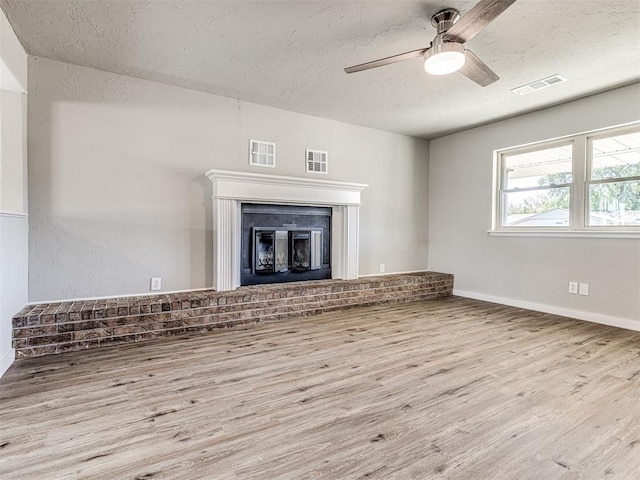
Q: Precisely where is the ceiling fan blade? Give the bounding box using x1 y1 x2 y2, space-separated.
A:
443 0 517 43
344 48 426 74
459 49 499 87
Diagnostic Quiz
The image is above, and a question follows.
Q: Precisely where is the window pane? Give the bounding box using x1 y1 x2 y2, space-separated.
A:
504 144 572 189
591 131 640 181
504 187 570 226
588 180 640 226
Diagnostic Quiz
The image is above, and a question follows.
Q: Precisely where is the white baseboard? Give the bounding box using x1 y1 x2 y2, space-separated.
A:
0 348 15 379
454 289 640 332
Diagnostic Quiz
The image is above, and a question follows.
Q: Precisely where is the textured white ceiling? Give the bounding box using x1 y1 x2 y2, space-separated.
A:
2 0 639 138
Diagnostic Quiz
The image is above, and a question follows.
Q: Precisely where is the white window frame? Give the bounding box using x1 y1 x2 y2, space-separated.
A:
496 139 575 231
249 139 276 168
492 122 640 238
585 125 640 230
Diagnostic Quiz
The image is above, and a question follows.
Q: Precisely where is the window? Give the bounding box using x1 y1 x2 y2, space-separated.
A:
249 139 276 168
499 141 573 227
495 124 640 233
587 130 640 226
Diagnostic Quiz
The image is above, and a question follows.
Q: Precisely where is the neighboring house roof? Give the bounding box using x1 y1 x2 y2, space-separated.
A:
508 208 640 226
509 208 570 226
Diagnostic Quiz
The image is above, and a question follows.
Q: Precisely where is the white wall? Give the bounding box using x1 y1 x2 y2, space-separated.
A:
0 6 26 91
28 56 429 302
0 212 28 373
0 7 28 378
429 83 640 328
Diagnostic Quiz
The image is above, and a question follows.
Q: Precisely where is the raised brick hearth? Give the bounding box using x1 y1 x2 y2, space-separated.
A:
12 272 453 358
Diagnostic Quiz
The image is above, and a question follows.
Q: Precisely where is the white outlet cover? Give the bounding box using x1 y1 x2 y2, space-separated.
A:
150 277 162 291
579 283 589 296
568 281 578 294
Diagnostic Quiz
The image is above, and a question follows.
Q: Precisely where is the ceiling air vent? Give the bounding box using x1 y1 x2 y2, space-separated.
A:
511 75 567 95
306 149 328 174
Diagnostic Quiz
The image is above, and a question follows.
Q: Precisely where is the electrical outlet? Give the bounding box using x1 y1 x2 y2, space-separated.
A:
380 264 385 273
568 281 578 294
150 277 162 291
579 283 589 296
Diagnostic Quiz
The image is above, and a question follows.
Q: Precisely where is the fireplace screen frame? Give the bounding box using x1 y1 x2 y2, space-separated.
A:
252 226 322 275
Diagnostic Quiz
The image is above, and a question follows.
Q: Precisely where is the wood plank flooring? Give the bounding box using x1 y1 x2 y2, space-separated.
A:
1 297 639 479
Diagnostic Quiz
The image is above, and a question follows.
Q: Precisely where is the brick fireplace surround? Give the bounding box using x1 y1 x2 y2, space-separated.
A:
13 272 453 358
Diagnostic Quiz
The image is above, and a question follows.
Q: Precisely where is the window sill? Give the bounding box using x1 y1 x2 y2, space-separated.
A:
488 229 640 239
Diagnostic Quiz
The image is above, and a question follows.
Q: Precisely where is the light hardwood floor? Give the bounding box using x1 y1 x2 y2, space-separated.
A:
1 297 639 479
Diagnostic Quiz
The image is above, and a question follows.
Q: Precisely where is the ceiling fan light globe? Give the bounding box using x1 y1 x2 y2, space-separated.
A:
424 42 466 75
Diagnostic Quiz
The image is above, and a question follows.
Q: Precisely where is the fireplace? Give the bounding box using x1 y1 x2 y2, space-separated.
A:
206 170 367 291
242 203 331 285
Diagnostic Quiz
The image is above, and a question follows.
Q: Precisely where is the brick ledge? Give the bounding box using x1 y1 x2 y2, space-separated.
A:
13 272 453 358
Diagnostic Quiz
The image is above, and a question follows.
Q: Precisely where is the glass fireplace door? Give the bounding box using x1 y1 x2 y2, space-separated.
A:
253 229 288 274
290 229 322 271
274 230 288 272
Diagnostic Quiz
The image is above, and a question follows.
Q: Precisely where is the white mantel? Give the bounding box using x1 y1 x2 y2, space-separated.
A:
206 169 368 291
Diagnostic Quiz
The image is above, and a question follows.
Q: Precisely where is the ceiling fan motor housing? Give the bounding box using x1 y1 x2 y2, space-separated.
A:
430 8 461 34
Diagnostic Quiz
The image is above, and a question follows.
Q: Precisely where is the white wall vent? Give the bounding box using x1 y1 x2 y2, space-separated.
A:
249 139 276 168
306 149 328 174
511 74 567 95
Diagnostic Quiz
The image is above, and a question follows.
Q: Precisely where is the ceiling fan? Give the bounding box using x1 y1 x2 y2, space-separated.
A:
344 0 517 87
